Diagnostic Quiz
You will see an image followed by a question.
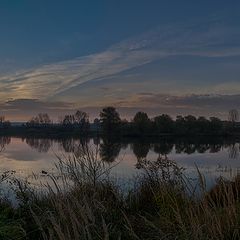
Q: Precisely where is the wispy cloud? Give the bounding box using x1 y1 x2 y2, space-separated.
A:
0 99 74 121
1 93 239 121
113 93 240 119
124 93 240 109
0 18 240 107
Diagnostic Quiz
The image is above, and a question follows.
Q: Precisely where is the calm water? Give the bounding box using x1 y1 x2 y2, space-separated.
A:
0 136 240 193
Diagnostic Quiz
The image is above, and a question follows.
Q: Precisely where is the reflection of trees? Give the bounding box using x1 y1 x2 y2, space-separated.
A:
99 139 121 163
93 137 100 146
209 144 222 153
0 136 11 152
185 144 197 154
25 138 52 153
228 143 239 159
59 137 121 162
175 142 223 154
175 143 196 154
153 142 173 157
56 143 119 186
60 138 77 153
121 143 128 150
132 142 150 160
175 142 186 154
59 138 89 157
196 144 209 154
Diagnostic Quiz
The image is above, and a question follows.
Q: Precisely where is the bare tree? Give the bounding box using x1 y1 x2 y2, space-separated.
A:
27 113 52 127
38 113 52 125
0 115 11 128
61 111 89 133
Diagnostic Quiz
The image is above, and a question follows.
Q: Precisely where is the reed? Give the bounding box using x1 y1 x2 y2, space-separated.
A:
1 144 240 239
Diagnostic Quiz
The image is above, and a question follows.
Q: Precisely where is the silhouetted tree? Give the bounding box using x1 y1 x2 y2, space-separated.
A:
119 118 129 133
133 112 152 135
61 115 75 126
154 114 174 134
61 110 90 133
184 115 197 134
75 110 90 133
26 113 51 127
209 117 223 134
100 107 121 136
175 115 186 134
0 116 11 129
93 118 101 132
197 116 210 134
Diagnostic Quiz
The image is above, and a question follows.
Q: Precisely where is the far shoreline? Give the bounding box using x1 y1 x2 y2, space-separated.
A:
1 125 240 140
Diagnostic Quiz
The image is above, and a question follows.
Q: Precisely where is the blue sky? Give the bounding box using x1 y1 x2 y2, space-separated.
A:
0 0 240 120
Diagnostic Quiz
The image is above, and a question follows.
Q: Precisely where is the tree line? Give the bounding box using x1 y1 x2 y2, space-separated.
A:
0 107 240 136
98 107 239 136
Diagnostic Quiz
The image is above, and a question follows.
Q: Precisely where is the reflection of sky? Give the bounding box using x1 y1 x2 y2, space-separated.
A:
0 138 240 192
0 138 57 175
113 146 240 190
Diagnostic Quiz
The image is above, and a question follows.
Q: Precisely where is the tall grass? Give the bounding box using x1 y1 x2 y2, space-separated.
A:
1 143 240 239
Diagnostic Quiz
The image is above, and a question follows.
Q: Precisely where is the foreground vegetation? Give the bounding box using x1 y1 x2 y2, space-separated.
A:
1 144 240 239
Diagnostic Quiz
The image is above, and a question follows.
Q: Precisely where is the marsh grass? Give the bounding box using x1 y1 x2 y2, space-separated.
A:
1 144 240 239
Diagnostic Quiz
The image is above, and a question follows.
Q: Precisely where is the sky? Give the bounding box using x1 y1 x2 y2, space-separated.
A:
0 0 240 121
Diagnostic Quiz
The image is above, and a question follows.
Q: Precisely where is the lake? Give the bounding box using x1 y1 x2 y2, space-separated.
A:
0 136 240 196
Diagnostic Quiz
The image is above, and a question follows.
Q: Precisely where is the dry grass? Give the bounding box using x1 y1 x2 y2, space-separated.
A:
2 143 240 239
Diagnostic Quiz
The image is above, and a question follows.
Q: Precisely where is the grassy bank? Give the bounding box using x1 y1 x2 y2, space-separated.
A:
1 146 240 239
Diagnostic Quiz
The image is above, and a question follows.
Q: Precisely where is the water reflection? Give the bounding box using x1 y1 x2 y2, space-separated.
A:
59 138 83 153
24 138 53 153
153 142 173 157
132 142 150 160
99 138 121 162
0 136 11 151
228 143 240 159
3 137 240 162
209 144 222 153
0 136 240 184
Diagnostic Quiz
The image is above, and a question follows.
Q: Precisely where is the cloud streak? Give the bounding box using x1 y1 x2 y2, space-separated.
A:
1 94 239 121
0 99 74 121
0 18 240 115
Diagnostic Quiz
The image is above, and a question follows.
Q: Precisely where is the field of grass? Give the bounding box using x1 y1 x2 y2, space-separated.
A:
1 144 240 240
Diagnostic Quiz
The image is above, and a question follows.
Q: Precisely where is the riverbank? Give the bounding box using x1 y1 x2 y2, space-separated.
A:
1 125 240 140
0 150 240 240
